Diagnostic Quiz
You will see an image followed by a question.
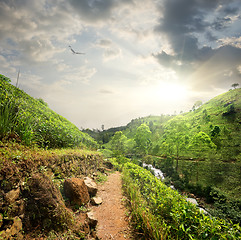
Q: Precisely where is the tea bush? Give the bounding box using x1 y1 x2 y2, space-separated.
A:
123 162 241 239
0 74 97 149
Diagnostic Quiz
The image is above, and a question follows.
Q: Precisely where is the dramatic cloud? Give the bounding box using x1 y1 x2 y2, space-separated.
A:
153 0 241 91
0 0 240 129
68 0 133 22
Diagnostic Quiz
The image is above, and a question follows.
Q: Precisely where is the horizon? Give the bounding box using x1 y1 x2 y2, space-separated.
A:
1 0 240 129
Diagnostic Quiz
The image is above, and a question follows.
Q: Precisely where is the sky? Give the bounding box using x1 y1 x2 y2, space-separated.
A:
0 0 241 130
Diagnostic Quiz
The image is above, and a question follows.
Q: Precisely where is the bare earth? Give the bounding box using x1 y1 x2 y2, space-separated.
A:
92 171 133 240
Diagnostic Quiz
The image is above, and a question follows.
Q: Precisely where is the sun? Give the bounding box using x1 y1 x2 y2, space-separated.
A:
156 82 188 102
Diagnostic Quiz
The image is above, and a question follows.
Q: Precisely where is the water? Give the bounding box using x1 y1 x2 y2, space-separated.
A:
142 162 209 215
142 162 165 180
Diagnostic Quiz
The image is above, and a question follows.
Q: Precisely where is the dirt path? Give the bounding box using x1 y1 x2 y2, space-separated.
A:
92 171 133 240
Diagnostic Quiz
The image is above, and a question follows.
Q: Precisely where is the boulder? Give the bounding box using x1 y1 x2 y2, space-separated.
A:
84 177 97 197
64 178 90 205
91 197 102 205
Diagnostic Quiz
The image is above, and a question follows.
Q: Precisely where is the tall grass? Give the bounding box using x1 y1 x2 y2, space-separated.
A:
0 98 17 139
0 97 35 145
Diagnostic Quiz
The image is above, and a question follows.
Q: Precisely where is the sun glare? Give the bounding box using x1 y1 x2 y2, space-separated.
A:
156 82 188 102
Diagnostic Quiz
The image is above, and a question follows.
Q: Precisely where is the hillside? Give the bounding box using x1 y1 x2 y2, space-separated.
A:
0 142 105 239
103 88 241 224
163 88 241 161
105 88 241 161
1 73 240 239
0 74 107 239
0 74 97 149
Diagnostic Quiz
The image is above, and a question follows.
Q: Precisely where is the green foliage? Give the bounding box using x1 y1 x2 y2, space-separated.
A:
134 123 152 155
192 100 203 111
123 163 241 239
36 98 48 107
99 148 113 158
95 172 108 183
189 131 217 158
0 74 97 149
0 74 11 83
231 83 239 89
161 121 189 169
108 131 128 156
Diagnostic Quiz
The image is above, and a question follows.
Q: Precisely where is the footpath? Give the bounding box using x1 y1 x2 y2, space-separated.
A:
92 172 134 240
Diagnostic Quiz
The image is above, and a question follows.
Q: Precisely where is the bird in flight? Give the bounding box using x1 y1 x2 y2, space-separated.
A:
69 45 85 55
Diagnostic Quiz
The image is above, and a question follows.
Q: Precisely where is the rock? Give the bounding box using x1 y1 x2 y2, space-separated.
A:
5 188 20 204
10 216 22 236
199 207 209 215
87 211 98 228
0 216 22 239
186 198 198 206
84 177 97 197
64 178 90 205
24 173 74 231
91 197 102 205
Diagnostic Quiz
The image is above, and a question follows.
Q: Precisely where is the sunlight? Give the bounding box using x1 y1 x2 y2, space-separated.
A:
155 82 188 102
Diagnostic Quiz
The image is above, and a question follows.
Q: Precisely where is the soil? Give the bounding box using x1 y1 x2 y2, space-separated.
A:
92 172 134 240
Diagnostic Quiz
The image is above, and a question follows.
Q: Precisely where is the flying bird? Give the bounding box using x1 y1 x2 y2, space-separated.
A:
69 45 85 55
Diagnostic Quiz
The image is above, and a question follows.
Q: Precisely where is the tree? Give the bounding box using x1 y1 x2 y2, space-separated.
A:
231 83 239 89
161 121 189 170
134 123 152 155
109 131 127 156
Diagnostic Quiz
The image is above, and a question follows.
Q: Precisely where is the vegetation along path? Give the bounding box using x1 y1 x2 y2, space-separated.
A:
92 171 133 240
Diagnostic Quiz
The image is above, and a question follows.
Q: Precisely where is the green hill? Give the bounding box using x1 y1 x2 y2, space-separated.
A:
163 88 241 160
103 88 241 223
106 88 241 161
0 74 97 149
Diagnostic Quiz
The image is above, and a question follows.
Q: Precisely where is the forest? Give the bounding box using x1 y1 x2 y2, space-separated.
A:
0 74 241 239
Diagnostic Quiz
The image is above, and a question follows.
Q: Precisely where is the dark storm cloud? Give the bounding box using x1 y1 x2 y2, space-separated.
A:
155 0 209 35
212 17 232 31
153 0 241 90
153 36 213 66
155 0 239 53
68 0 133 22
222 4 240 15
205 31 218 42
